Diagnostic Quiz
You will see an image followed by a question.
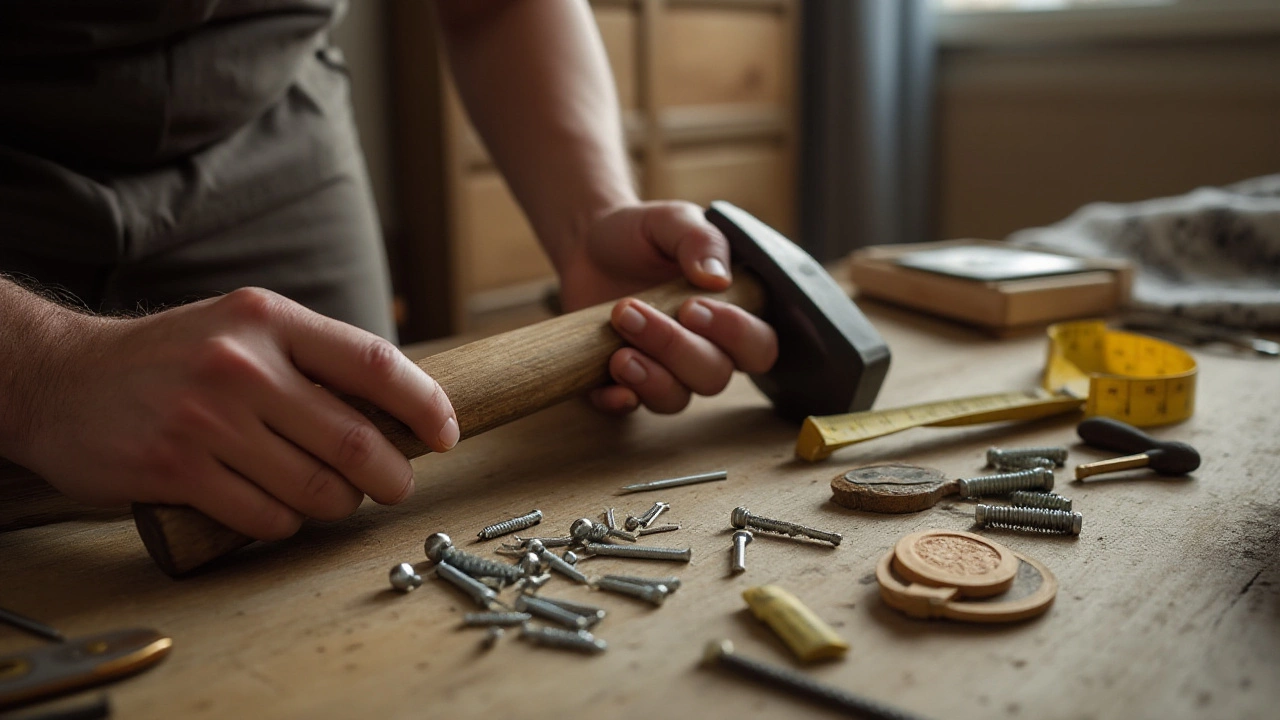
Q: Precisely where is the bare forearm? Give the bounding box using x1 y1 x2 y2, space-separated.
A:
436 0 638 272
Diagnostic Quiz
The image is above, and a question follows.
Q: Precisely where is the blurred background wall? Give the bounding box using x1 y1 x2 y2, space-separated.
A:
332 0 1280 342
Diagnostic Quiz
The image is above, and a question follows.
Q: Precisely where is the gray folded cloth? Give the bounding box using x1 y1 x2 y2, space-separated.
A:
1007 175 1280 329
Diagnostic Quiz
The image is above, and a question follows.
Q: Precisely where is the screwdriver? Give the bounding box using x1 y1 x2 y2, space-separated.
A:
1074 417 1201 480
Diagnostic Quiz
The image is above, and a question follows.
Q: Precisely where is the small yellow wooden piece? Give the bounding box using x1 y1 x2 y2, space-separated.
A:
741 585 849 662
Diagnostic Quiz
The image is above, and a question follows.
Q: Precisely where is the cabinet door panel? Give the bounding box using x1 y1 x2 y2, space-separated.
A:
659 8 787 109
461 172 554 293
667 143 793 236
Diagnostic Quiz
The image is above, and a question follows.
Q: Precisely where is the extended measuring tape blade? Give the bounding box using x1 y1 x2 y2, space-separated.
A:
796 320 1198 461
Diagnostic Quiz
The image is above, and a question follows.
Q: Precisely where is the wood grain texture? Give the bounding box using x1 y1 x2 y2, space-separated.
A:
130 274 766 575
1 301 1276 719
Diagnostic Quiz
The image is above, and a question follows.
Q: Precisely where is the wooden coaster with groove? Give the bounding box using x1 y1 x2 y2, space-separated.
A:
876 547 1058 623
830 464 957 513
892 529 1019 598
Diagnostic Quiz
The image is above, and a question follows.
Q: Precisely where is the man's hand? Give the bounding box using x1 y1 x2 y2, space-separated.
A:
558 201 779 415
5 287 457 541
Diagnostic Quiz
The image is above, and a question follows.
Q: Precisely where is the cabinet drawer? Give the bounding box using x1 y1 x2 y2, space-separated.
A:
667 142 794 237
659 7 789 109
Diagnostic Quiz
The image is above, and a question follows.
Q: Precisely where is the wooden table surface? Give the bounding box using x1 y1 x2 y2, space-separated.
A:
2 301 1277 720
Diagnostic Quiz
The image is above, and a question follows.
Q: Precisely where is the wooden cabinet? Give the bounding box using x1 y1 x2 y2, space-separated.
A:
389 0 798 341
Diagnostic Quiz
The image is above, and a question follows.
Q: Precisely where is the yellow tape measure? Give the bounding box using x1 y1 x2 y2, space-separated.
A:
795 320 1197 461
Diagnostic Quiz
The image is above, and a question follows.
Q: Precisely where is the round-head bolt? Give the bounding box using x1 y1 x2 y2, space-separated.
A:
519 552 543 577
424 533 453 562
562 550 579 565
389 562 422 592
730 530 753 573
526 539 546 555
570 518 596 541
730 507 751 529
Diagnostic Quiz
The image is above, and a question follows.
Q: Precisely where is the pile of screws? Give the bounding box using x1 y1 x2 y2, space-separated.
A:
725 506 843 573
968 446 1083 535
386 496 700 655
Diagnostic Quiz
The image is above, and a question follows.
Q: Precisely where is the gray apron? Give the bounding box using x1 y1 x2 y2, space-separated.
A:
0 0 395 340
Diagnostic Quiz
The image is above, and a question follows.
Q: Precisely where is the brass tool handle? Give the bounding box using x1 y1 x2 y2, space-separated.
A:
132 273 767 576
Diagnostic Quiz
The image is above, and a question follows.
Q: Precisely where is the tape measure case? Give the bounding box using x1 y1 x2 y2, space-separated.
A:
848 239 1133 334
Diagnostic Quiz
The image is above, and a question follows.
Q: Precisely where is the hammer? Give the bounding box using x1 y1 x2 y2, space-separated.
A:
88 202 892 575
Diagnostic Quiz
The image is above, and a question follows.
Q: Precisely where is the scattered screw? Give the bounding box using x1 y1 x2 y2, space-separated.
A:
424 533 524 584
605 508 618 530
703 640 927 720
515 573 552 594
731 530 753 573
519 552 543 577
462 612 532 627
527 539 590 585
389 562 422 592
600 574 682 592
515 595 591 630
1009 490 1072 511
987 446 1068 468
520 624 607 654
436 562 500 609
511 535 574 549
618 469 727 494
536 597 607 627
730 507 842 547
570 517 637 543
625 501 671 531
477 509 543 540
562 550 580 565
480 626 504 650
975 504 1082 535
594 577 670 605
638 523 681 536
580 543 692 562
957 467 1054 498
991 455 1056 472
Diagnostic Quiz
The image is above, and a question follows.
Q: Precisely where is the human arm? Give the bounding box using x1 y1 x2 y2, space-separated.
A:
0 279 457 538
435 0 778 413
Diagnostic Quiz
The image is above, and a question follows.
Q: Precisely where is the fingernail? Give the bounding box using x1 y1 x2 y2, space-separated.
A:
618 304 646 335
701 257 730 280
438 417 459 450
684 300 713 329
620 358 648 385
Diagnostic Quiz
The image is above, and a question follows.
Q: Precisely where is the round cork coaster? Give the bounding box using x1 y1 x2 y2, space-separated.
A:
876 548 1058 623
892 529 1019 598
830 464 956 514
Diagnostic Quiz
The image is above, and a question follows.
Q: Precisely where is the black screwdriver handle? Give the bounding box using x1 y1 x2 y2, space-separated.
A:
1145 446 1202 475
1077 417 1201 475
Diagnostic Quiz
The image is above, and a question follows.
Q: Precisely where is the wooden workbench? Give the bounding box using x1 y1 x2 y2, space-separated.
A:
2 301 1277 720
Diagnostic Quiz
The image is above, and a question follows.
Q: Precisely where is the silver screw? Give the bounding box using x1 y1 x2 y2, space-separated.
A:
562 550 579 565
570 517 637 543
604 508 618 530
600 574 682 592
730 507 842 546
730 530 753 573
527 539 590 585
618 469 727 494
435 561 500 609
703 640 926 720
519 624 607 654
515 595 591 630
424 533 524 584
477 509 543 540
638 523 681 536
515 572 552 594
389 562 422 592
975 504 1082 535
957 467 1054 498
594 577 669 606
462 612 532 627
580 543 692 562
519 552 543 577
987 446 1068 468
480 626 504 650
991 455 1056 472
511 535 574 549
625 501 670 531
536 597 607 627
1009 490 1072 511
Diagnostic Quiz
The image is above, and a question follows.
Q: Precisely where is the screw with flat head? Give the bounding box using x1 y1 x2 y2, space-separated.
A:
477 509 543 540
580 543 692 562
527 539 590 585
625 501 670 531
730 507 842 547
730 530 753 573
975 504 1082 535
594 577 670 606
702 640 927 720
520 624 607 654
389 562 422 592
570 517 637 543
957 467 1054 498
435 562 500 609
424 533 524 584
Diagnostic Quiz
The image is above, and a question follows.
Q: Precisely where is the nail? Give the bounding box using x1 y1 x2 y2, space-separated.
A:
684 300 713 330
701 257 730 280
618 304 646 334
620 358 648 385
438 417 460 449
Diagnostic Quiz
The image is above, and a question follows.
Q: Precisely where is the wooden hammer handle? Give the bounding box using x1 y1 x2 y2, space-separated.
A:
132 274 767 576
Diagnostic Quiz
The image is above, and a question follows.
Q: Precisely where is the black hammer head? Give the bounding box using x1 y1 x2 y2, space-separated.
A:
706 201 890 421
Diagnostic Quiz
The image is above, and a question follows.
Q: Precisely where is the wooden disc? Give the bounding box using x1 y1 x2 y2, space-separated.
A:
892 529 1019 598
830 464 956 513
876 548 1058 623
